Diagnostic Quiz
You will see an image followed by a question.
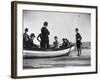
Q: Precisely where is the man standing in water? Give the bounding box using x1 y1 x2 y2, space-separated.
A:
41 21 50 48
75 28 82 56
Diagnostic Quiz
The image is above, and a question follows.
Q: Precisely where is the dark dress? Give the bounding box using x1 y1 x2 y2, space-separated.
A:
38 33 46 48
63 42 68 47
28 38 38 49
41 27 50 48
61 42 68 48
76 33 82 49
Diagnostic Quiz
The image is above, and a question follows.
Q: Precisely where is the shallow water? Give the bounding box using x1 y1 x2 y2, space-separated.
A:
23 49 91 69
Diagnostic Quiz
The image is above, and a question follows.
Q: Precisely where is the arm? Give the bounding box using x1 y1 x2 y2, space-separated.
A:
37 34 41 42
46 28 50 35
47 29 50 35
79 33 82 40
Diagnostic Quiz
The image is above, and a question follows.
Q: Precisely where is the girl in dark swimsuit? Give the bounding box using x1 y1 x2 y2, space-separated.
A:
75 28 82 56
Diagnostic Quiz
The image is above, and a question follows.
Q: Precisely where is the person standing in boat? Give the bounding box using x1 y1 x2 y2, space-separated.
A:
23 28 29 49
75 28 82 56
37 30 45 48
28 33 38 49
41 21 50 48
53 36 59 48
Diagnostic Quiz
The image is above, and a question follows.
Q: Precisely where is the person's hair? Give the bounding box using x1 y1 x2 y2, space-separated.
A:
62 38 65 41
30 33 35 38
54 36 57 39
75 28 79 31
43 21 48 26
25 28 28 32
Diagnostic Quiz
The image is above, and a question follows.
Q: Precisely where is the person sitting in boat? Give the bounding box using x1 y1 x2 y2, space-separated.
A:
65 38 70 46
53 36 59 48
23 28 29 49
28 33 38 50
60 38 69 48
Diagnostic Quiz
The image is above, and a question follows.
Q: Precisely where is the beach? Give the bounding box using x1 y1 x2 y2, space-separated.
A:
23 49 91 69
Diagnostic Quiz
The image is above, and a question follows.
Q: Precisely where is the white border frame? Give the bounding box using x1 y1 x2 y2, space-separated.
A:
16 3 97 77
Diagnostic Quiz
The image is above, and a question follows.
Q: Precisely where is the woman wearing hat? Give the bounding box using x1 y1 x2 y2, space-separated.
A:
28 33 38 49
61 38 69 48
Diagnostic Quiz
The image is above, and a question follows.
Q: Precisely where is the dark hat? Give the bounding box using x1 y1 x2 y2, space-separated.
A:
30 33 35 38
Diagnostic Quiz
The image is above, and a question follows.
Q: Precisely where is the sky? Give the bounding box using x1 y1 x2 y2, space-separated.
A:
23 10 91 45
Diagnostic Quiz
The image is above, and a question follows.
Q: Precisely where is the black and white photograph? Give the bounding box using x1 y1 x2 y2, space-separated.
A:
11 1 97 78
23 10 91 69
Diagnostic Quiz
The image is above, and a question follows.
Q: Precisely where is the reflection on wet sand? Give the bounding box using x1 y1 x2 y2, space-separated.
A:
23 49 91 69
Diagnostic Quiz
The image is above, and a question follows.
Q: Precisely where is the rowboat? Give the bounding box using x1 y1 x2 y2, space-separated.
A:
23 45 75 58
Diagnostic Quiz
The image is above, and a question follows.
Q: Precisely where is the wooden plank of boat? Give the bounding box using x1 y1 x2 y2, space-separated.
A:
23 46 75 58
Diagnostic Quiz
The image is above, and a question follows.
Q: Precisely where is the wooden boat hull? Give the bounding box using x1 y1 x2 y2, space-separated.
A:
23 46 75 58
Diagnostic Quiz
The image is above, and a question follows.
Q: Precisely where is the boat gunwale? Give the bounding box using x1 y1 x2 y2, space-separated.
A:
23 45 74 51
23 46 74 58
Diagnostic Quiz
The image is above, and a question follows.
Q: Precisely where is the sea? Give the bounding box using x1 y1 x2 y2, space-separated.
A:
23 49 91 69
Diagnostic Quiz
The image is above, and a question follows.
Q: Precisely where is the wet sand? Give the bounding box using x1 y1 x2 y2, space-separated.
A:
23 49 91 69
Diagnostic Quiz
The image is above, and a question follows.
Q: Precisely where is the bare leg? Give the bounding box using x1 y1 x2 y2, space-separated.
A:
79 46 82 56
77 49 80 56
80 49 81 56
